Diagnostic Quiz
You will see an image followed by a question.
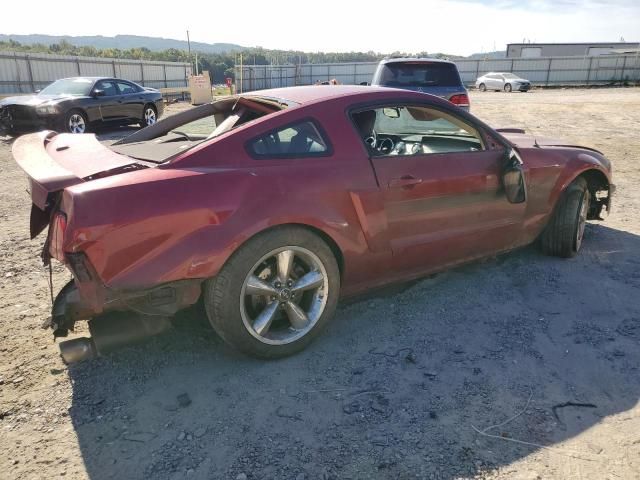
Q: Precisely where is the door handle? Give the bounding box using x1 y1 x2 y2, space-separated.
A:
388 175 423 189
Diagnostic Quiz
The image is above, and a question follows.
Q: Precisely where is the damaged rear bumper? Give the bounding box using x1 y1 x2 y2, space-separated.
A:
47 277 203 338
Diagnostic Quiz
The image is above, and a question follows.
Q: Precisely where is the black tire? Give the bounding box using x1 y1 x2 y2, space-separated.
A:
204 226 340 358
540 177 590 258
2 110 17 136
504 83 512 93
63 109 89 134
139 104 157 128
2 126 17 137
479 83 487 92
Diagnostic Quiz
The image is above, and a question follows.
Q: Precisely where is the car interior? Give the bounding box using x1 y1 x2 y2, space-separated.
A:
249 121 328 157
352 106 484 156
109 96 285 163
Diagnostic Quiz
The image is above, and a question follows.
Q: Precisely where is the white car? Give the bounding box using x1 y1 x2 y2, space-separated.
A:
476 72 531 92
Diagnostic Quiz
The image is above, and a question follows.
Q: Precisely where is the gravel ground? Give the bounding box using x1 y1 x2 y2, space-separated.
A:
1 88 639 480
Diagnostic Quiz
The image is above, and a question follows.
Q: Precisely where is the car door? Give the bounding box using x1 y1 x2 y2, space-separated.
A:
352 103 527 275
115 81 144 121
485 74 497 90
91 80 123 122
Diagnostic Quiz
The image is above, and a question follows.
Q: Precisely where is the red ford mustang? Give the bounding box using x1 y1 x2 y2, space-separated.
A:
13 86 613 359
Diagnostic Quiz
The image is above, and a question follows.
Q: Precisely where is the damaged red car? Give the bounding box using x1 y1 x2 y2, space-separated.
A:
13 85 613 359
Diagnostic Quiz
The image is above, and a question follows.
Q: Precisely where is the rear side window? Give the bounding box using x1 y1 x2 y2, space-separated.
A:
117 81 138 94
248 120 330 158
378 63 461 87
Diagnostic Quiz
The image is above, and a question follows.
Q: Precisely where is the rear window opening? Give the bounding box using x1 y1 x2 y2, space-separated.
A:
248 120 330 158
109 96 290 163
379 62 462 88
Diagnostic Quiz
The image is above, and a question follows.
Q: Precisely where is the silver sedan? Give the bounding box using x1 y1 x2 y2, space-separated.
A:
476 72 531 92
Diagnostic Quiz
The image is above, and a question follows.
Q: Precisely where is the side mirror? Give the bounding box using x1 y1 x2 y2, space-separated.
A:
92 89 105 97
359 81 370 86
502 149 526 204
35 89 41 94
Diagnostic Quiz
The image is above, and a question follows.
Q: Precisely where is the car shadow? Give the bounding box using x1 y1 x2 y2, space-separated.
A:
65 224 640 479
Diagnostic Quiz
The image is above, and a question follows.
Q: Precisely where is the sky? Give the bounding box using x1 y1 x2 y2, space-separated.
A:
3 0 639 56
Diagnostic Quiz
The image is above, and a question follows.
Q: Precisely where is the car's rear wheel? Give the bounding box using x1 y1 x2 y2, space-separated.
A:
64 109 88 134
479 83 487 92
204 227 340 358
504 83 513 93
140 105 157 128
540 177 590 258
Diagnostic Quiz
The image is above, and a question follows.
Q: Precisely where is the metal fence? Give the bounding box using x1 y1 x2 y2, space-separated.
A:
235 53 640 92
0 51 192 94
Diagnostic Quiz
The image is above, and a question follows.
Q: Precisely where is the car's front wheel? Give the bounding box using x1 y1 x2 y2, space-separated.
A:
504 83 513 93
540 177 590 258
64 109 88 134
479 83 486 92
204 226 340 358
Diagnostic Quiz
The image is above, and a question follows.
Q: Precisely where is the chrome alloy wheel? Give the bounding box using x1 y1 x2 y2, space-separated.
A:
144 107 156 126
68 114 86 133
240 246 329 345
576 189 590 250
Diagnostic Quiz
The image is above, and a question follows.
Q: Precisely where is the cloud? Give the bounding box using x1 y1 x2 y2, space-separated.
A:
456 0 639 9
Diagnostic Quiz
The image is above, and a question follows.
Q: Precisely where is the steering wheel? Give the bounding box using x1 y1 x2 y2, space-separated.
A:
364 129 378 151
378 137 395 154
364 130 395 155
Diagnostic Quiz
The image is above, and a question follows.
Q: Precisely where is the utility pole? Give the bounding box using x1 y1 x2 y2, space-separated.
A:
240 53 243 93
186 30 192 75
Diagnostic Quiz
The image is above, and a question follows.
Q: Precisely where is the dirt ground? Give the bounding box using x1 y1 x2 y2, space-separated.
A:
1 88 639 480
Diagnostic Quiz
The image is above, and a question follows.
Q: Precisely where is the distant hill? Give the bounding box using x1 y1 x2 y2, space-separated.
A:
0 34 245 54
467 50 506 59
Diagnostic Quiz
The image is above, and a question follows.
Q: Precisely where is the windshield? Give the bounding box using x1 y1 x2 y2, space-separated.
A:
502 73 520 79
39 78 94 96
379 63 461 87
375 106 477 138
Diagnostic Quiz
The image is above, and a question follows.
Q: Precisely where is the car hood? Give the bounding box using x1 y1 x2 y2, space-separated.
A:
499 130 605 155
0 94 81 107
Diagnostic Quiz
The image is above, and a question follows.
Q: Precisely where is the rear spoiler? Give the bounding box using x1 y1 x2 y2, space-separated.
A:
13 131 138 210
13 131 78 209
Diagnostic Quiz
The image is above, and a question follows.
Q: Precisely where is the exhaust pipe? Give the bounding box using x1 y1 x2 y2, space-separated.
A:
59 313 172 364
59 337 97 364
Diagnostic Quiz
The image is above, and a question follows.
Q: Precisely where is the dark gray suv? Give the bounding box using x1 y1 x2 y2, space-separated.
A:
371 58 469 110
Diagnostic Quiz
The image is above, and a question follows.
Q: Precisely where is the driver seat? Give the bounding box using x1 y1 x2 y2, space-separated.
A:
352 110 377 140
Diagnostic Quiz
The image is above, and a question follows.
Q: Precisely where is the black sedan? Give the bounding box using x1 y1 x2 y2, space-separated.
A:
0 77 164 134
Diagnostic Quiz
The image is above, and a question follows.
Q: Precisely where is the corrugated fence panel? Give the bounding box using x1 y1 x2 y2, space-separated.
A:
0 56 30 93
116 63 143 82
0 51 190 94
80 60 115 78
165 65 189 83
31 58 77 83
236 54 640 92
143 65 165 82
